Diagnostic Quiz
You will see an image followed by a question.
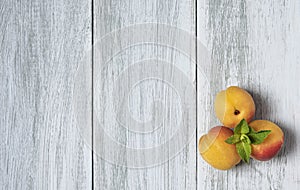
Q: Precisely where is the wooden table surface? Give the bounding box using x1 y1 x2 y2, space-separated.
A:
1 0 300 189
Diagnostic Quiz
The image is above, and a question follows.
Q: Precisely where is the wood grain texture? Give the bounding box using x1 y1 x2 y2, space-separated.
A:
197 0 300 189
0 0 92 189
1 0 300 189
93 0 196 189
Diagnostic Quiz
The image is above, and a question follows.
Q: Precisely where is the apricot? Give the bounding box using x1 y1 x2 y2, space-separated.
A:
249 120 284 161
214 86 255 128
199 126 241 170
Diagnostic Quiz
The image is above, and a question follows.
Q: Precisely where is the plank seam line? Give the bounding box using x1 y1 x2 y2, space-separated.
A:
91 0 94 189
195 0 198 189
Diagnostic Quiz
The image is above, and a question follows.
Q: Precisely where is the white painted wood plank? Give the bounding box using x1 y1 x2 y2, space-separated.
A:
0 1 92 189
93 0 196 189
197 0 300 189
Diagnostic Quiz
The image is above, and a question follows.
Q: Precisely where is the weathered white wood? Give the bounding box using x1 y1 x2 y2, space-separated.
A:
197 0 300 189
1 0 299 189
0 1 92 189
93 0 196 189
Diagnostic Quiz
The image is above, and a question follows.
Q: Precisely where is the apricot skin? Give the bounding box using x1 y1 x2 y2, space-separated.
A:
199 126 241 170
249 120 284 161
214 86 255 128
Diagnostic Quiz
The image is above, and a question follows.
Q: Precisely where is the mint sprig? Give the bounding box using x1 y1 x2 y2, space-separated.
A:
236 141 251 163
248 130 272 145
225 119 271 163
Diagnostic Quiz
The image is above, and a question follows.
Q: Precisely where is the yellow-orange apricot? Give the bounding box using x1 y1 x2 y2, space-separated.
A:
199 126 241 170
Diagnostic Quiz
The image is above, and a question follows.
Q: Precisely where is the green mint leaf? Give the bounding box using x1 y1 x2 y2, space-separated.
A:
248 125 256 134
241 122 250 134
248 130 271 145
241 134 251 144
225 134 241 144
236 141 251 163
234 119 242 134
234 119 248 134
